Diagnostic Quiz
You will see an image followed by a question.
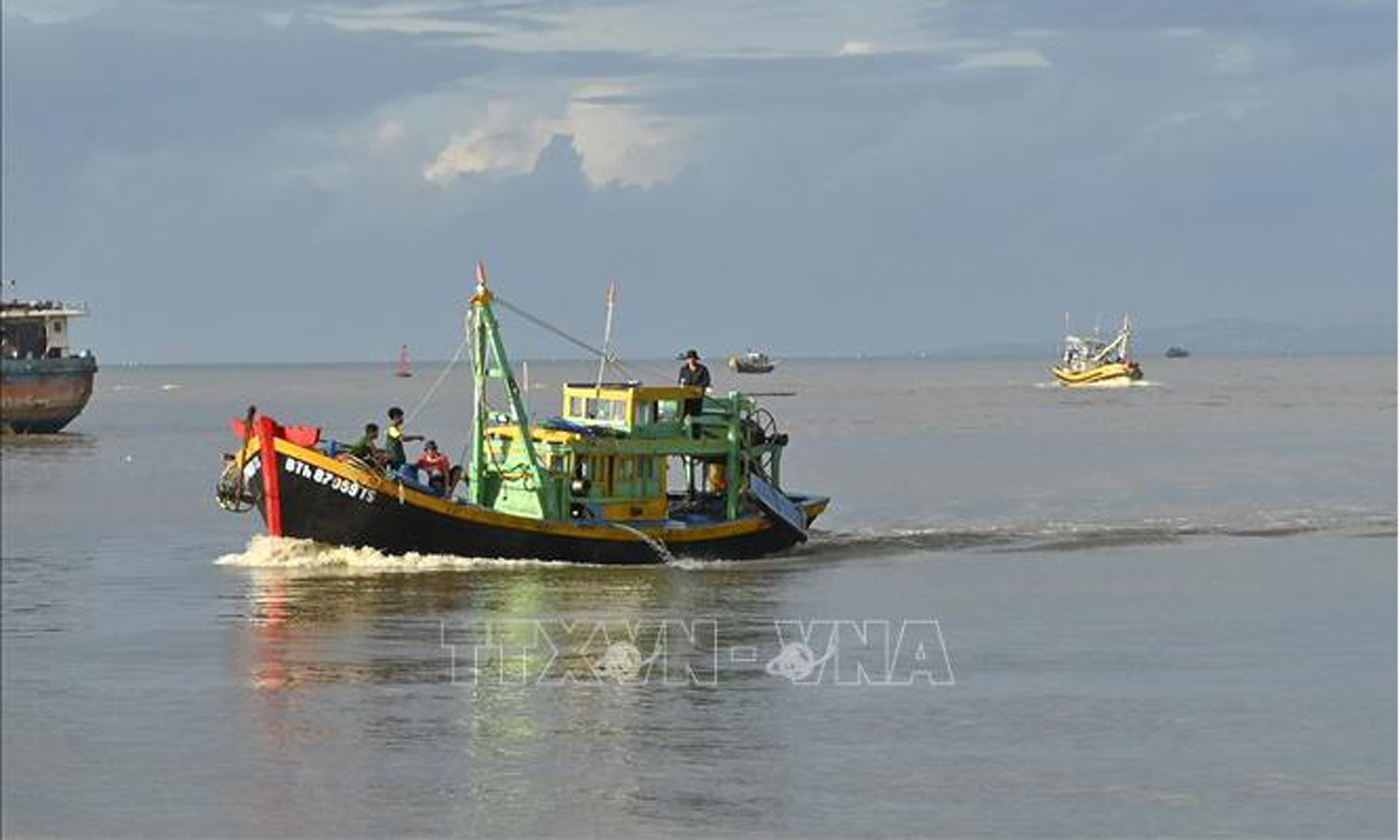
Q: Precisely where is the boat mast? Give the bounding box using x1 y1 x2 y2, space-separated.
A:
467 263 556 516
594 281 617 391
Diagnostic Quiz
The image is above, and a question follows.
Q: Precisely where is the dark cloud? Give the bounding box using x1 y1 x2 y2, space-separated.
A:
1 8 485 152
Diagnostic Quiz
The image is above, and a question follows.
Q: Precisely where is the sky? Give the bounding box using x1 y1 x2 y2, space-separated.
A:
1 0 1395 363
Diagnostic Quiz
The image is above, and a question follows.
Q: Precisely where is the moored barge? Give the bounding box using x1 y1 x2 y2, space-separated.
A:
1 291 98 433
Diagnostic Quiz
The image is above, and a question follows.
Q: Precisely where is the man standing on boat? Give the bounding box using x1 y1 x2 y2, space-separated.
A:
678 349 710 419
384 406 423 474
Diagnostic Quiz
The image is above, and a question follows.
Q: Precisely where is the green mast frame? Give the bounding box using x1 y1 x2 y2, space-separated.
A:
467 264 558 519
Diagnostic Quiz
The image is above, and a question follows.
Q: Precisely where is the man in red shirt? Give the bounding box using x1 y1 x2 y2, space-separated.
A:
416 440 451 495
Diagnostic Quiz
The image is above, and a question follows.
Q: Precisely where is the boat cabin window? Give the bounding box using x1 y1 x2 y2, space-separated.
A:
570 455 661 497
568 396 627 423
635 401 656 425
0 320 47 358
655 400 681 422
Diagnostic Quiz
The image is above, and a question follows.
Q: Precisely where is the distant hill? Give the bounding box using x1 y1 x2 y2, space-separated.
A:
932 319 1396 358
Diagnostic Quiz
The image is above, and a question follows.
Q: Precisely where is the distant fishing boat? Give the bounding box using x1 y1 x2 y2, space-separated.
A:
1165 346 1190 358
1051 314 1143 387
729 350 776 374
1 283 98 433
395 345 412 378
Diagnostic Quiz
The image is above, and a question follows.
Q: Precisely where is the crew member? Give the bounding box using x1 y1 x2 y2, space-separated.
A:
347 423 380 460
385 406 424 472
416 440 451 496
677 349 710 420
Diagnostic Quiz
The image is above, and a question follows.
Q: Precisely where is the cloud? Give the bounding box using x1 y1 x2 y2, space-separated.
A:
1213 39 1259 74
839 41 882 56
424 101 560 182
565 82 694 186
954 48 1049 70
378 119 406 145
422 81 695 187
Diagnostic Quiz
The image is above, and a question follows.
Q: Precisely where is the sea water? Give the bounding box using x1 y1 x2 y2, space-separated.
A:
2 355 1395 837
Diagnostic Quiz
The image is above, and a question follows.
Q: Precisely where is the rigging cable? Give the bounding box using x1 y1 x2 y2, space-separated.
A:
405 333 470 426
492 293 672 383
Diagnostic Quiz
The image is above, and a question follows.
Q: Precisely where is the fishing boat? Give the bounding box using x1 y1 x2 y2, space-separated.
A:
216 265 827 563
1 286 98 433
728 350 776 374
1164 346 1190 358
1050 315 1143 387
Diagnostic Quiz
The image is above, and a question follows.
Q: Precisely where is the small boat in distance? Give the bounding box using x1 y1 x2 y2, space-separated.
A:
1 283 98 433
729 350 776 374
1165 346 1191 358
395 345 412 378
1051 315 1144 387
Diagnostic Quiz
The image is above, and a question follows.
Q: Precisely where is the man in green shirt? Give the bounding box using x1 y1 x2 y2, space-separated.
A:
346 422 380 460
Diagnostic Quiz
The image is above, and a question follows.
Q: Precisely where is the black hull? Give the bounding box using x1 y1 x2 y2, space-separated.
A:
247 446 821 564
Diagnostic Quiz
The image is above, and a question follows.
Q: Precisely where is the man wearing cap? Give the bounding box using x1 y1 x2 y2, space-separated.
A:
677 349 710 422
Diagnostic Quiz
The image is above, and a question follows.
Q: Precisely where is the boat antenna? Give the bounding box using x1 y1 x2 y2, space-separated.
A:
594 281 618 391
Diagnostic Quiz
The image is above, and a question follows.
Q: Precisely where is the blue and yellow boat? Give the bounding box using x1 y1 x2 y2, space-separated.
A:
217 266 827 563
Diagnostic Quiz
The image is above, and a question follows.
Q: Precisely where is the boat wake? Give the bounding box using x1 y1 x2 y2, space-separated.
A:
797 510 1395 562
1033 379 1163 389
214 508 1393 573
216 534 592 573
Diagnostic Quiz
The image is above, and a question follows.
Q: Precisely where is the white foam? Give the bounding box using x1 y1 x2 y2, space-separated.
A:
215 534 579 573
664 556 742 570
1034 378 1163 389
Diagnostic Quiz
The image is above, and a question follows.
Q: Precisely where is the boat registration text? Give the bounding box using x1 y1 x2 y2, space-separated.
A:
285 457 378 503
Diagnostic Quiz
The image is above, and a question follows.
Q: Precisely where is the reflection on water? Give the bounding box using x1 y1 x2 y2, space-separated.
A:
232 561 795 690
228 559 807 834
0 432 98 462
